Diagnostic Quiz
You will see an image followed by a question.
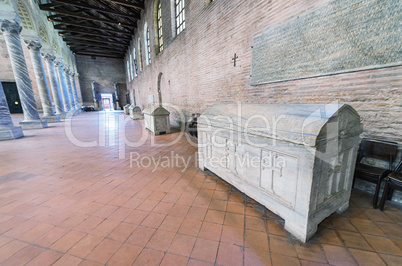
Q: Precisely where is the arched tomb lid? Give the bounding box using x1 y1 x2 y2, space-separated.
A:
198 104 362 147
143 105 170 116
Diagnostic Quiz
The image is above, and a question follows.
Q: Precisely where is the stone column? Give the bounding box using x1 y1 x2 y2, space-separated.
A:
42 53 68 119
91 81 99 110
0 19 47 129
75 73 82 103
114 82 121 110
64 66 77 113
24 40 60 123
0 81 24 140
55 59 73 116
69 70 81 113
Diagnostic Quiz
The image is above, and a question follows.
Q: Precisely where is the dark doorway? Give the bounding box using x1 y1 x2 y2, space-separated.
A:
2 82 23 113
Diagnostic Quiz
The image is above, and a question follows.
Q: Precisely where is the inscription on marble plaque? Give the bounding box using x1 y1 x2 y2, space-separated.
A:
251 0 402 85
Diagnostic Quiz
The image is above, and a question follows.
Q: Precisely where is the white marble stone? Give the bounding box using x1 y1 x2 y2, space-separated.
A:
24 39 60 123
42 53 66 118
91 81 99 110
129 105 144 120
64 66 77 113
143 105 170 135
69 70 81 113
197 104 362 242
55 60 73 116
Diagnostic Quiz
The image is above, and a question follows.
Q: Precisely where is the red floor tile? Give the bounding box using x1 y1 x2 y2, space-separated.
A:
168 233 196 257
191 238 219 263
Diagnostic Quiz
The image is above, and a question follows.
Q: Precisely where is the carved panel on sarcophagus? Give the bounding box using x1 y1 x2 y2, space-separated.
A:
209 135 228 168
261 149 299 209
155 117 169 131
315 148 356 211
234 144 261 187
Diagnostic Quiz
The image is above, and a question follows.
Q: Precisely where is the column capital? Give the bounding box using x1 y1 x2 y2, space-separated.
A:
54 60 63 68
114 82 118 86
69 69 75 76
24 39 42 51
42 53 56 61
91 80 96 85
0 19 22 35
63 65 70 73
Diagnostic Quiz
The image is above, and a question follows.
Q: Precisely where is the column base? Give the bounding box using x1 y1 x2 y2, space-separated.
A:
19 119 48 130
42 115 61 123
58 113 70 119
0 126 24 141
73 109 81 115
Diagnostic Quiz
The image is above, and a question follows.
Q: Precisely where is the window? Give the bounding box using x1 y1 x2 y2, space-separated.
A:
144 23 151 66
126 60 130 81
129 54 134 80
133 47 138 77
175 0 185 35
144 27 151 65
137 38 143 72
156 0 163 53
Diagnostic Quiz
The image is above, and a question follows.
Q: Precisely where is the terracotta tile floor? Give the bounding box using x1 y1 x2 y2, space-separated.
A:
0 112 401 265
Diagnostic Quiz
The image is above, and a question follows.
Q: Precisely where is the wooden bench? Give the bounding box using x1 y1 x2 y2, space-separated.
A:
353 138 398 208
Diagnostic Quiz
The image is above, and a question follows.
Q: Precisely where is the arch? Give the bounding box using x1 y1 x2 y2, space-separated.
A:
39 23 50 47
17 0 35 32
157 72 163 106
154 0 163 54
52 39 60 56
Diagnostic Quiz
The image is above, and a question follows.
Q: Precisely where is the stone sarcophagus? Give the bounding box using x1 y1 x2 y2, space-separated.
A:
124 104 131 115
129 105 144 120
143 105 171 135
198 104 362 242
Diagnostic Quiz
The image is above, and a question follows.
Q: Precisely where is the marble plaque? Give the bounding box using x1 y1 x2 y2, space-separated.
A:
251 0 402 85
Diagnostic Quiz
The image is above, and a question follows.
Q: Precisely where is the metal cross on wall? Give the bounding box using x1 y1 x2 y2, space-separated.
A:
232 53 238 67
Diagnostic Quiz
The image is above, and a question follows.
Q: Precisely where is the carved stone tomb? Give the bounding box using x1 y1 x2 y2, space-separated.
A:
197 104 362 242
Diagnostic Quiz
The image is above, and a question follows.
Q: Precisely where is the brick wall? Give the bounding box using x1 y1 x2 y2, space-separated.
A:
124 0 401 143
76 55 128 107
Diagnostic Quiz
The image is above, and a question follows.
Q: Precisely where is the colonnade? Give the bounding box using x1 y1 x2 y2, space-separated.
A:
0 19 82 140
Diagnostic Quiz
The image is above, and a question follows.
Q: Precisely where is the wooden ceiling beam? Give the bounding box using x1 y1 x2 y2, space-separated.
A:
68 44 126 52
63 36 129 47
57 27 132 41
74 52 124 59
39 5 136 28
72 48 125 55
66 40 127 48
48 18 132 35
48 0 140 20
